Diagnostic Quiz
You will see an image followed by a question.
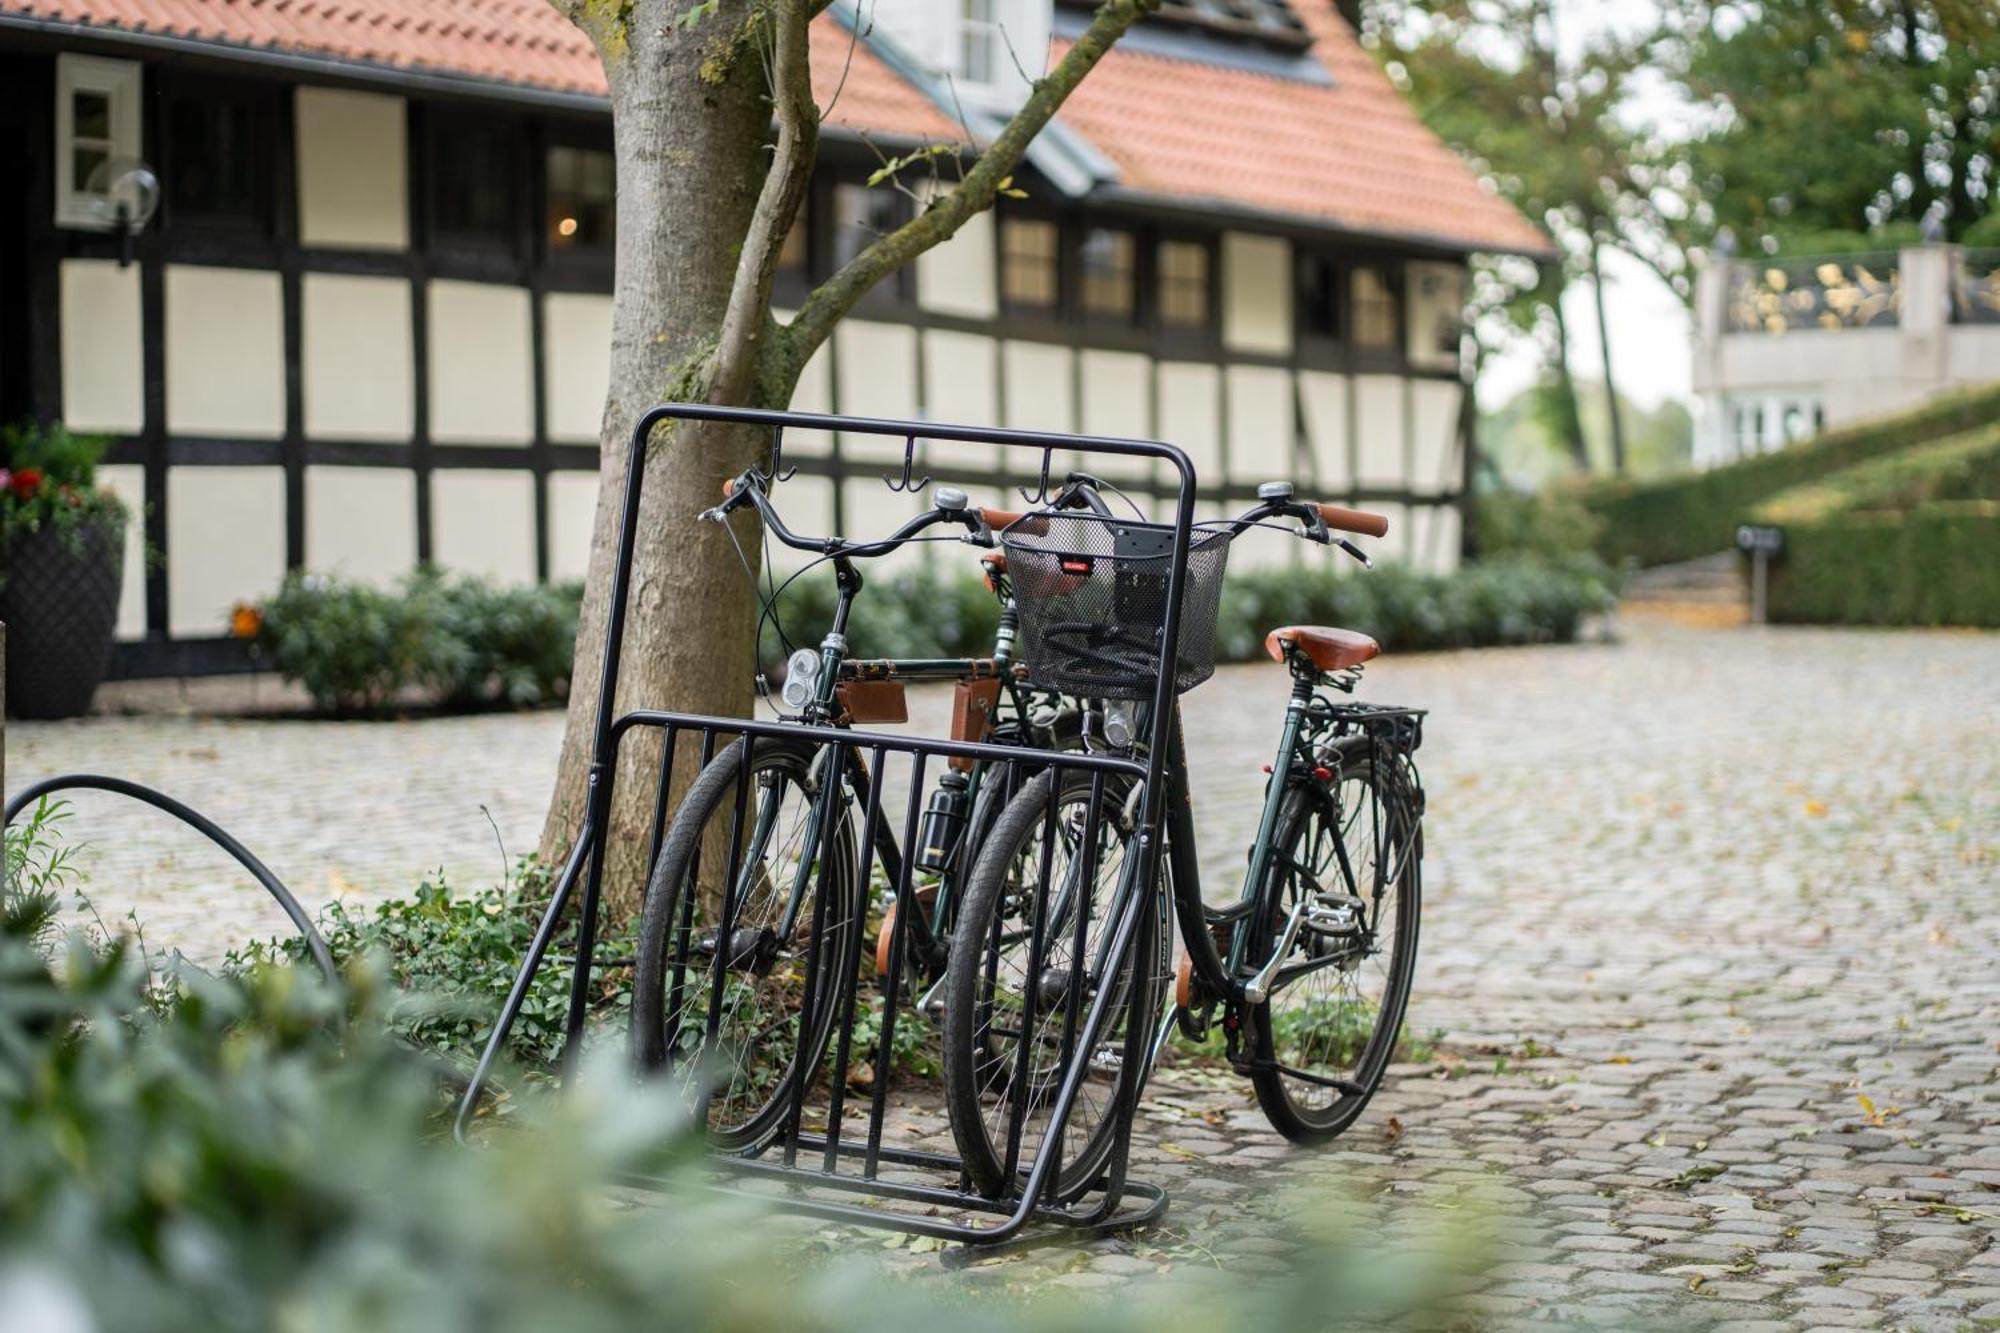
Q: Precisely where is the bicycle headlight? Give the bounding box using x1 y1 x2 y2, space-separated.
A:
781 648 821 711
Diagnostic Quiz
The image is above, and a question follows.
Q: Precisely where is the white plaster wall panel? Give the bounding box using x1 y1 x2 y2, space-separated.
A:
1224 364 1292 487
1409 379 1462 495
1075 348 1151 483
428 280 533 445
543 292 613 443
304 466 416 584
1156 362 1222 486
1353 375 1406 489
1369 501 1409 565
917 209 999 319
835 320 919 471
1231 521 1298 572
97 464 147 640
1222 233 1292 356
924 329 1003 485
1006 341 1102 486
842 478 926 580
1421 503 1463 574
295 88 408 250
59 259 143 433
547 470 600 582
164 266 285 438
165 466 285 638
1297 370 1349 492
431 470 536 584
301 273 413 441
764 473 836 571
1946 327 2000 383
785 328 835 458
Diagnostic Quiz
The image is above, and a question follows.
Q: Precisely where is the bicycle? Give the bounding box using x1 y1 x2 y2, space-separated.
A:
939 483 1426 1198
628 470 1111 1151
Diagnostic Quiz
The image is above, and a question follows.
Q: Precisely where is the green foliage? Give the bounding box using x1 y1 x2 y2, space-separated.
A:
1472 489 1607 561
1213 557 1619 663
250 570 581 715
1753 422 2000 525
229 860 618 1071
766 554 1616 669
1766 501 2000 625
1652 1 1999 250
1964 212 2000 248
1481 379 1695 487
0 418 128 555
1578 380 2000 566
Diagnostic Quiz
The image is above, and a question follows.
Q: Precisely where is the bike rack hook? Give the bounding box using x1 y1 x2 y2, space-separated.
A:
758 423 799 485
883 434 930 494
1017 447 1054 505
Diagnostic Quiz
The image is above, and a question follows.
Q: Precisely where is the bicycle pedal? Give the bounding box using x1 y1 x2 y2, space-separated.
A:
1301 893 1365 936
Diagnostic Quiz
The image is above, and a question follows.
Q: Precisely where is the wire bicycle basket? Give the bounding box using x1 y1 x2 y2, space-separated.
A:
1001 513 1230 701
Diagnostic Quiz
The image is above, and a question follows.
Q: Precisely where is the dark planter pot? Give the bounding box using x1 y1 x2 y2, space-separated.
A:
1 517 126 720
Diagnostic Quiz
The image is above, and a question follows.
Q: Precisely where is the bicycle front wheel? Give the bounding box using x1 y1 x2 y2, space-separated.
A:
1246 751 1421 1142
631 737 860 1153
940 767 1163 1201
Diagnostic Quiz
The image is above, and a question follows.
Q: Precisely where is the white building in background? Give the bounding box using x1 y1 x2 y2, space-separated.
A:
1691 243 2000 469
0 0 1547 678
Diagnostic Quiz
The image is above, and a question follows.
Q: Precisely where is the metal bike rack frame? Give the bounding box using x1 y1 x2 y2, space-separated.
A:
454 403 1203 1247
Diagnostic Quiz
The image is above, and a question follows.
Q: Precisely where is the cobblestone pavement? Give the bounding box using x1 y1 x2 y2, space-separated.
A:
12 613 1999 1327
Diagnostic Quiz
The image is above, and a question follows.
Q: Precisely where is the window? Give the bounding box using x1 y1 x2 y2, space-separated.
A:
1351 262 1400 351
546 144 614 254
1298 251 1340 344
1079 227 1136 323
961 0 999 84
165 85 273 229
1157 239 1211 330
55 55 143 230
429 115 519 251
1405 261 1465 369
1001 216 1060 312
832 182 901 271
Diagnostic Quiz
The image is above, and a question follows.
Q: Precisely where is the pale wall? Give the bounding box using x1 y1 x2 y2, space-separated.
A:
166 466 285 637
301 273 413 441
295 88 408 250
305 466 417 584
164 265 285 437
59 259 143 433
429 281 534 445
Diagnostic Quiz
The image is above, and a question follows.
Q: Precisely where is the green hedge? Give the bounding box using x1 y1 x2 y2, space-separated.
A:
1576 381 2000 567
1766 501 2000 626
767 555 1620 668
1752 421 2000 525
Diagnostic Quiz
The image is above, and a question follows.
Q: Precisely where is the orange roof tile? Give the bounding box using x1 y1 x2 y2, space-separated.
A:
1 0 1543 254
1051 4 1549 255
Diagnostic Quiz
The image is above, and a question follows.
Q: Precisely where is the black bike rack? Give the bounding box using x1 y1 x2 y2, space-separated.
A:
453 403 1205 1248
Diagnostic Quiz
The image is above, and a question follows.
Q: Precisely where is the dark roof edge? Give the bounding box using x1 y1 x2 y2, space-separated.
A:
1090 184 1556 261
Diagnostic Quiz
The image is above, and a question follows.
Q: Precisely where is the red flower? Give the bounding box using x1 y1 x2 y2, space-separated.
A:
10 468 44 499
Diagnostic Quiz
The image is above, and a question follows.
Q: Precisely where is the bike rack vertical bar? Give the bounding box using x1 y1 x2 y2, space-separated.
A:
663 728 723 1060
1001 774 1063 1186
695 732 759 1130
864 748 930 1180
781 737 847 1168
820 744 889 1172
646 726 681 868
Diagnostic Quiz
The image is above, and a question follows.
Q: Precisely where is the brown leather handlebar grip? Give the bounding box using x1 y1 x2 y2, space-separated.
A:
978 507 1024 530
722 477 737 499
1315 503 1390 538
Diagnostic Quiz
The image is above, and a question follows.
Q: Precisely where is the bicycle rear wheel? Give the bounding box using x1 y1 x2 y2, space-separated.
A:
940 767 1163 1200
631 737 859 1153
1246 751 1420 1142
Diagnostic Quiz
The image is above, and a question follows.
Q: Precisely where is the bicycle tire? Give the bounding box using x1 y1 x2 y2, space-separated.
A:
1246 753 1421 1142
632 737 860 1154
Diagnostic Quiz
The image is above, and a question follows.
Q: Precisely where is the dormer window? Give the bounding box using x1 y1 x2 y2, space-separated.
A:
961 0 1000 85
55 55 143 230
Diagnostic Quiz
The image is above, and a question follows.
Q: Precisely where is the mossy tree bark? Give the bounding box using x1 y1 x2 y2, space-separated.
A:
538 0 1159 919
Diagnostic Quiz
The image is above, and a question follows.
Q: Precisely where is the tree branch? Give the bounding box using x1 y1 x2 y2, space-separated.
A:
781 0 1159 362
710 0 820 404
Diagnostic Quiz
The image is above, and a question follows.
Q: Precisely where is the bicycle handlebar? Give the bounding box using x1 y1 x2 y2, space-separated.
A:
709 472 990 558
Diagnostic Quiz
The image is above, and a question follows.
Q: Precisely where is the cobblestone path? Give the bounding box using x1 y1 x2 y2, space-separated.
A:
12 615 1998 1327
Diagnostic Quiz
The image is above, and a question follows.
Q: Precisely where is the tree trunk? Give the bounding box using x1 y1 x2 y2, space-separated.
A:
1588 239 1627 474
1546 266 1591 471
535 9 793 919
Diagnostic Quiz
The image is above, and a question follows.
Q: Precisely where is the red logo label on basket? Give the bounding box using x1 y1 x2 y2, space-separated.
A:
1059 557 1094 576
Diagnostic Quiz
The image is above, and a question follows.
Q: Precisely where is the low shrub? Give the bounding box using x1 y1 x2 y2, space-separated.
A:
1470 487 1606 561
1752 421 2000 526
769 554 1618 670
246 569 581 714
1576 380 2000 567
1766 500 2000 626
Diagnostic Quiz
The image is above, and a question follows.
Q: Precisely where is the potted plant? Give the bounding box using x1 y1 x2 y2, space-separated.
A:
0 420 130 719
